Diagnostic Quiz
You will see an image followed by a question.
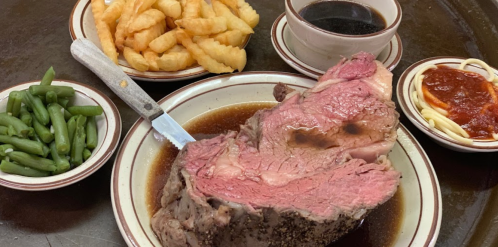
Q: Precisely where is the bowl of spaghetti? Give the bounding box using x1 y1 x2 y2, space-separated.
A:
397 57 498 152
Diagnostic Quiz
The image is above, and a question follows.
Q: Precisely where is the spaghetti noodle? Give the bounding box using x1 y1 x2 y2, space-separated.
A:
412 59 498 144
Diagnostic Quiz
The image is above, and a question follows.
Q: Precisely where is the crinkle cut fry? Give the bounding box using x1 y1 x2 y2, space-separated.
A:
115 0 136 51
176 29 234 74
90 0 119 64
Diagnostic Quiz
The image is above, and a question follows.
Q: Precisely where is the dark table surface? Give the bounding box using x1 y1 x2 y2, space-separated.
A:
2 0 498 246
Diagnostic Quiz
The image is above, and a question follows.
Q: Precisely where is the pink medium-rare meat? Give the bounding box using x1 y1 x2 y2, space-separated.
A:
319 52 377 82
318 51 393 100
190 138 398 218
151 52 401 247
188 80 399 189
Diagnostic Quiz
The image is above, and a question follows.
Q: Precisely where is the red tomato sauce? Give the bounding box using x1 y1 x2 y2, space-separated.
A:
422 65 498 139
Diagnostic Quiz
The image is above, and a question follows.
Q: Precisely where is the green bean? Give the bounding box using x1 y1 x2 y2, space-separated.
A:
86 116 97 149
19 106 32 127
32 134 50 158
69 115 87 155
0 160 50 177
64 109 72 121
40 67 55 86
67 116 76 146
12 92 22 118
31 113 54 144
6 92 15 116
83 148 92 161
45 91 58 104
29 85 75 98
43 146 50 158
25 91 50 125
39 95 46 105
70 127 86 166
49 142 70 175
76 115 87 128
0 113 33 138
0 126 7 135
7 91 23 118
58 98 69 109
47 103 70 154
7 151 56 172
67 106 103 116
0 135 44 156
20 91 32 109
0 144 15 156
7 125 17 137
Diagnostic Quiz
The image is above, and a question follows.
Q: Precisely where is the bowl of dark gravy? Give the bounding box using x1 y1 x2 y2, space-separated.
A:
285 0 402 71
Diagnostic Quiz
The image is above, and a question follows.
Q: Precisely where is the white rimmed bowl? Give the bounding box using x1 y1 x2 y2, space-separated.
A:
111 72 441 247
0 80 121 191
397 56 498 152
285 0 402 71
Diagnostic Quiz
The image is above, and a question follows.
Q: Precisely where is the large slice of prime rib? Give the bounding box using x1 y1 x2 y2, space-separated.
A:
151 52 401 247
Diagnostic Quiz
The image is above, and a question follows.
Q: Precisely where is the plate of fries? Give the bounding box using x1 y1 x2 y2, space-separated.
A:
69 0 258 82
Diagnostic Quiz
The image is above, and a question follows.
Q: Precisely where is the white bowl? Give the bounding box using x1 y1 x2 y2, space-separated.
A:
111 72 441 247
0 80 121 190
285 0 402 71
397 56 498 152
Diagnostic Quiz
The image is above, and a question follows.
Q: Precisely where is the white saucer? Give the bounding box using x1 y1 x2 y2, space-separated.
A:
271 13 403 79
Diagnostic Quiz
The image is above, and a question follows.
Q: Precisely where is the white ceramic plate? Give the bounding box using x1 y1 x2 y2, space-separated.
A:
111 72 441 247
397 56 498 152
69 0 249 82
271 13 403 79
0 80 121 191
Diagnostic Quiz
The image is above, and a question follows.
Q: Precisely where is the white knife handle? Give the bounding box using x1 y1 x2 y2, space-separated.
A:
70 38 163 122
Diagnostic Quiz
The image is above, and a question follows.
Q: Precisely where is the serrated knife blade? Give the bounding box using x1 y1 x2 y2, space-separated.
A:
151 113 195 149
70 38 195 149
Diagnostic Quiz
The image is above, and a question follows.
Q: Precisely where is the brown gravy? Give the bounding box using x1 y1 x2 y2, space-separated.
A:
146 102 404 247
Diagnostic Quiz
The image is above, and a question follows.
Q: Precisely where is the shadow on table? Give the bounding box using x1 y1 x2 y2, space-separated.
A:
0 160 115 233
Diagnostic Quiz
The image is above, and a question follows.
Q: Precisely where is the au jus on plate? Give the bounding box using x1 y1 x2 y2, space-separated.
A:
150 52 401 246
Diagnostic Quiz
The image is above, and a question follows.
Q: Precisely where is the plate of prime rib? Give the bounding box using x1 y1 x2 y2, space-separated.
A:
111 52 442 247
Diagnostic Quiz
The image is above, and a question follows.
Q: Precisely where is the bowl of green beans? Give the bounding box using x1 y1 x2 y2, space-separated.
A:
0 67 121 190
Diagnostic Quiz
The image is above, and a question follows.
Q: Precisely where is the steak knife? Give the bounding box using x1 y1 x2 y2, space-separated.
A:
70 38 195 149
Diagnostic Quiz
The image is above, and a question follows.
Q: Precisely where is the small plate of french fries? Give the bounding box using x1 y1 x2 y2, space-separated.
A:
69 0 259 82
